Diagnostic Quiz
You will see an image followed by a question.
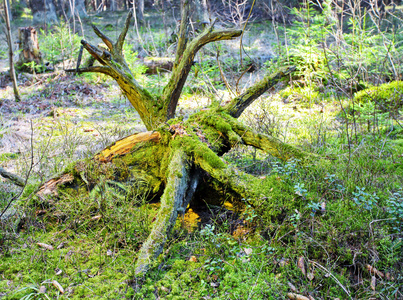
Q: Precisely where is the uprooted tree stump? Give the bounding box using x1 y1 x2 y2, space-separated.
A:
35 5 319 275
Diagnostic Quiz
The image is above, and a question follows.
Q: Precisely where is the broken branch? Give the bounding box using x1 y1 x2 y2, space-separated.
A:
224 66 296 118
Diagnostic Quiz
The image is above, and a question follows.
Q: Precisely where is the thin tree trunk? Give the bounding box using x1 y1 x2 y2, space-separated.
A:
4 0 21 101
137 0 144 25
6 0 12 21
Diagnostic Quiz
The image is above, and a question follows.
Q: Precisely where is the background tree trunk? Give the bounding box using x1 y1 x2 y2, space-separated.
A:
30 0 58 24
3 0 21 101
5 0 12 21
137 0 144 25
71 0 88 18
107 0 117 11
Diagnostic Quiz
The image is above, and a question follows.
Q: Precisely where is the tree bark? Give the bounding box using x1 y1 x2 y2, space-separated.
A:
30 0 58 24
71 0 88 18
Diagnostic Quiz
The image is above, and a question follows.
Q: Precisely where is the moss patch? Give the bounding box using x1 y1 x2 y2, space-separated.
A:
354 81 403 112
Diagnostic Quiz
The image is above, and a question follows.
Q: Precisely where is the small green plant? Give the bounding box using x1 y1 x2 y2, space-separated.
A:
39 22 82 67
294 183 307 197
14 281 51 300
386 189 403 231
352 186 379 210
22 61 45 74
270 159 299 178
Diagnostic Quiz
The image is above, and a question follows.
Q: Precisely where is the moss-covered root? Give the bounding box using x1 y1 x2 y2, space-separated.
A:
192 144 259 199
135 149 191 275
227 117 317 162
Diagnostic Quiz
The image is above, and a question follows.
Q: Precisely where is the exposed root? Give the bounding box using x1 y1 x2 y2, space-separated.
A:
135 149 191 274
37 173 75 200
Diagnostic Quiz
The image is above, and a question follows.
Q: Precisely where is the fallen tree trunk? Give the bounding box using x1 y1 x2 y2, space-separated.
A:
34 5 319 275
142 57 174 74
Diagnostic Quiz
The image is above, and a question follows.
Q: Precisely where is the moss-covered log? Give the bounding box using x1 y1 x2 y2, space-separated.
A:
37 3 322 276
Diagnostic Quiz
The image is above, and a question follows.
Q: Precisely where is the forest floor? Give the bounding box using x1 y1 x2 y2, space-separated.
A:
1 6 403 300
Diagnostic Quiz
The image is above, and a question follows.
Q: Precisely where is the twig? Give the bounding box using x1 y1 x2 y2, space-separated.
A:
0 121 35 219
308 260 352 299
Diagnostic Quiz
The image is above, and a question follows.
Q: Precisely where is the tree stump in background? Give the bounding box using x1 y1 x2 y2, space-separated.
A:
16 27 43 72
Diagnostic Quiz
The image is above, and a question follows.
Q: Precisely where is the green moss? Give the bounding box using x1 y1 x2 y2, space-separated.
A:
279 84 320 103
0 153 19 162
354 81 403 112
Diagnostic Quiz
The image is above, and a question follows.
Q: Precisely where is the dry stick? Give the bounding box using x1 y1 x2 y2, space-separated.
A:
0 168 24 187
75 45 84 75
0 121 35 219
308 260 352 299
321 42 353 168
215 44 235 96
238 0 256 67
237 0 256 93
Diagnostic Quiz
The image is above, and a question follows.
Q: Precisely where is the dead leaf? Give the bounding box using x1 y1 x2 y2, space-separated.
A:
287 293 310 300
321 202 326 213
39 285 46 293
160 286 169 292
189 256 197 262
385 272 395 281
56 242 65 249
279 258 289 267
371 275 376 291
287 282 297 292
37 243 54 250
52 280 64 294
107 249 113 256
366 264 384 278
297 256 306 276
307 272 314 281
91 215 102 221
243 248 253 255
55 268 62 275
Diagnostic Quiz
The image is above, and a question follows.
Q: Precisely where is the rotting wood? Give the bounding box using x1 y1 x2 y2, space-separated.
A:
0 167 24 187
16 26 43 72
95 131 161 162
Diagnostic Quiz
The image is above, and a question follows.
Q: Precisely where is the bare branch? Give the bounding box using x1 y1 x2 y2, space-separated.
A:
116 11 133 53
164 27 242 119
224 65 295 118
174 0 190 68
224 115 318 162
91 24 114 50
65 65 112 75
80 39 108 65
